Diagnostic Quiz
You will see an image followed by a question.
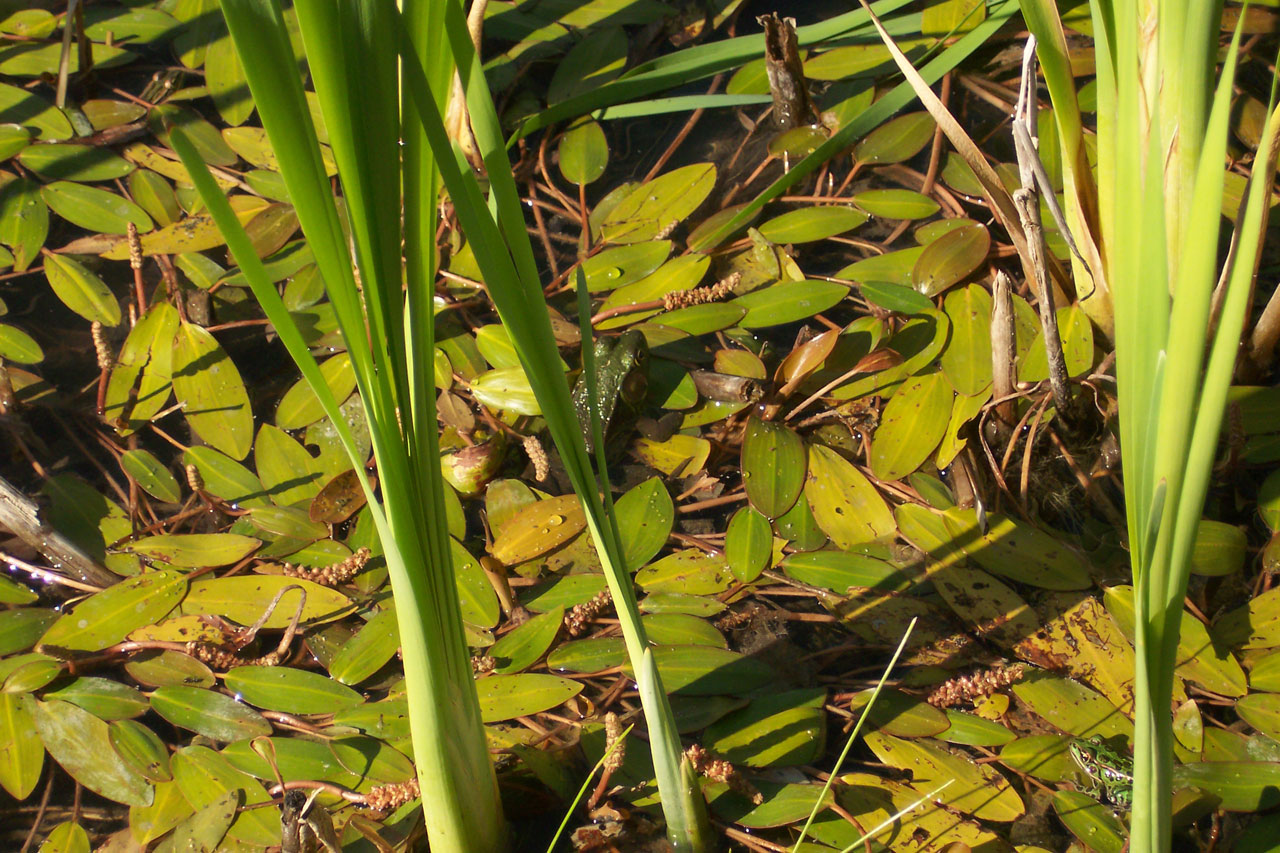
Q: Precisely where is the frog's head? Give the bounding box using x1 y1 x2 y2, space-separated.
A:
615 330 649 406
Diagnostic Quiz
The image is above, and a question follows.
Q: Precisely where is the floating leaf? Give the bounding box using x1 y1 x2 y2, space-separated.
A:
181 576 353 629
636 549 733 595
853 112 935 163
490 495 585 565
126 533 260 568
632 434 711 477
471 365 541 415
725 506 771 583
170 745 278 845
732 280 848 328
0 176 48 271
150 686 272 742
41 182 153 235
1190 519 1247 576
0 323 41 363
940 283 994 394
805 444 895 546
119 449 181 503
757 206 867 243
912 223 990 297
34 699 153 806
870 370 953 481
1053 790 1126 853
615 478 674 571
581 241 672 293
865 731 1023 821
42 253 122 326
108 719 172 782
475 673 583 722
489 608 564 674
851 189 940 219
742 416 805 519
0 82 72 140
328 606 398 685
17 144 133 181
43 677 147 720
600 163 717 243
171 322 253 460
640 646 776 695
559 117 608 185
0 693 42 798
223 666 363 714
37 821 89 853
704 689 826 767
39 570 187 654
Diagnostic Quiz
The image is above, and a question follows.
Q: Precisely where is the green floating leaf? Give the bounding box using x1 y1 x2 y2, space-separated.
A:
17 144 133 181
600 162 716 243
853 111 935 164
940 283 994 394
255 423 324 506
0 82 72 140
39 570 187 654
0 323 42 363
911 222 990 297
119 449 182 503
43 677 147 720
471 365 542 415
848 688 950 738
0 176 49 271
725 506 771 583
104 302 178 434
546 637 627 674
741 415 805 519
149 686 272 742
328 606 399 685
780 550 904 591
805 444 896 547
851 188 940 219
37 821 89 853
126 533 260 568
1108 586 1246 696
581 240 672 293
34 699 153 806
639 645 776 695
0 693 43 799
149 104 238 167
615 477 674 571
865 731 1024 821
276 352 356 429
171 321 254 460
857 280 934 314
636 549 733 595
490 494 585 566
100 213 227 260
41 181 153 235
1018 304 1094 382
222 665 363 714
731 280 848 328
182 445 270 508
757 206 868 243
42 253 122 326
489 607 564 674
475 673 583 722
170 745 278 845
181 576 353 629
840 247 926 288
108 719 172 782
128 169 181 227
1052 790 1126 853
559 117 608 185
703 689 826 767
0 608 58 655
869 370 953 481
1190 519 1247 576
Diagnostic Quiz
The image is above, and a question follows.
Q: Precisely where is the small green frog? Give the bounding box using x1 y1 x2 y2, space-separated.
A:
1069 736 1133 810
572 330 648 452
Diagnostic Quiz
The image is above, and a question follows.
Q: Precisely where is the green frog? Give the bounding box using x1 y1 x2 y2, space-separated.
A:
572 330 648 453
1069 736 1133 810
